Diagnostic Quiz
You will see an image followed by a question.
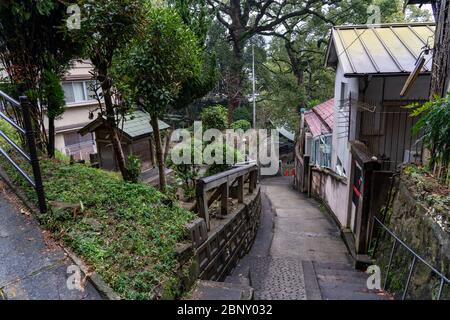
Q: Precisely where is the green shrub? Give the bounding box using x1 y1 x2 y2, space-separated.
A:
231 119 251 131
204 142 244 176
200 105 228 131
126 154 142 183
1 157 195 300
409 94 450 169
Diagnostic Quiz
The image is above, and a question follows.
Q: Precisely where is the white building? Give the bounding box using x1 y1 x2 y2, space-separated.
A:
297 22 436 262
53 60 99 160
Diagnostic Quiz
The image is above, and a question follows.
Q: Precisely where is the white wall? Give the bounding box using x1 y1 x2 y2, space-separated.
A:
45 103 98 152
331 63 359 178
310 169 349 228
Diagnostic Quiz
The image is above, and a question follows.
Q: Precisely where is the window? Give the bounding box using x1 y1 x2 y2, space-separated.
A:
310 134 332 169
64 132 94 147
62 80 101 104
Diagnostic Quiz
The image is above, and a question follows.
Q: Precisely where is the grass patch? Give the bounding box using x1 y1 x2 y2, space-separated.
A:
0 120 196 299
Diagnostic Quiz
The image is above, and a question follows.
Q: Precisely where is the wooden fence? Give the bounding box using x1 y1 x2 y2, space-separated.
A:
196 164 258 231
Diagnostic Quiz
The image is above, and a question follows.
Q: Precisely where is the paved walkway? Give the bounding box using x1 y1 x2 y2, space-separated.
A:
0 183 101 300
231 176 386 300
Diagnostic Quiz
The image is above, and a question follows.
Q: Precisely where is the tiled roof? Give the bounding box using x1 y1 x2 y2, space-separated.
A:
326 23 435 76
304 99 334 138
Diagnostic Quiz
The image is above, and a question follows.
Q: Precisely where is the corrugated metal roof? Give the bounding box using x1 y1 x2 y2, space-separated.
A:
79 110 170 140
326 23 435 76
122 110 170 138
304 99 334 138
276 127 295 142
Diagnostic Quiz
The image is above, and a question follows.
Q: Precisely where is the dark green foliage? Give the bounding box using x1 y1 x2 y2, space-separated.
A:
0 152 195 300
200 105 228 131
41 70 65 119
0 0 82 149
126 154 142 184
409 94 450 169
204 142 244 177
233 106 252 123
115 7 201 117
167 138 203 200
231 119 252 131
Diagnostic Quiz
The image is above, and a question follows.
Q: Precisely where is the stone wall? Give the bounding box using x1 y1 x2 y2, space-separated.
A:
173 187 261 297
374 177 450 300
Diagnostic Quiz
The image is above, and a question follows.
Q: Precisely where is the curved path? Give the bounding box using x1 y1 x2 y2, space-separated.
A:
230 176 386 300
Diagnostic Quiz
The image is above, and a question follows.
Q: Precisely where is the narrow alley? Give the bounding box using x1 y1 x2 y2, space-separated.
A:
229 176 386 300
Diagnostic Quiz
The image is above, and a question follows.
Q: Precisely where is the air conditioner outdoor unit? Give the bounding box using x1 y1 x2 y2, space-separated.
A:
403 150 421 164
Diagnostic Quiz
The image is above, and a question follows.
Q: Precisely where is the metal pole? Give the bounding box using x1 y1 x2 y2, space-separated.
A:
252 44 256 128
402 256 417 300
20 96 47 213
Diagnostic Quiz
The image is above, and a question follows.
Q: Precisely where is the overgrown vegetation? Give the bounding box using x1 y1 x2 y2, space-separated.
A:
402 165 449 232
409 94 450 183
0 119 195 299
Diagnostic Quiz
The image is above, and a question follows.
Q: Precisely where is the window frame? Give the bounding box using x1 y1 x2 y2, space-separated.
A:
62 80 101 105
310 134 332 169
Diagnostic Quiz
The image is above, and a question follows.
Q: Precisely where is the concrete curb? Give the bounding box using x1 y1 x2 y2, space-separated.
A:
0 168 120 300
302 261 322 300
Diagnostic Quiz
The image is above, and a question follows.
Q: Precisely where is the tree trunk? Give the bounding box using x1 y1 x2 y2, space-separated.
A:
228 27 245 124
430 0 450 98
100 74 129 181
150 115 167 191
47 115 55 158
149 136 155 167
163 129 172 163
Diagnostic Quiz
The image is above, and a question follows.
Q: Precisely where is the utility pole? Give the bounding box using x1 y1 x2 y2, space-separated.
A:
252 44 256 128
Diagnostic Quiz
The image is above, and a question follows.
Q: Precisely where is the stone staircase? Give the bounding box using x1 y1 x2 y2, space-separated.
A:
190 177 390 300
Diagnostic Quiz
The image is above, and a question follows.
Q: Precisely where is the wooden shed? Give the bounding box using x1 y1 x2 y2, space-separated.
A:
79 110 170 171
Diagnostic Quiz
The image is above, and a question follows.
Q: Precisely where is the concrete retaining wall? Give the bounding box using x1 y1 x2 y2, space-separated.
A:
310 167 348 227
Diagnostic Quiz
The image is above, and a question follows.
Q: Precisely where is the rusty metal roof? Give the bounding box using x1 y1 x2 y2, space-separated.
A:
326 23 435 76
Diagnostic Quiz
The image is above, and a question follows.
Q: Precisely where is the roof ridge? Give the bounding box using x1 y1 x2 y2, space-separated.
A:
333 22 435 30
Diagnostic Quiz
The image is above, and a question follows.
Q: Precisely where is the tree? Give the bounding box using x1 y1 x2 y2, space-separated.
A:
167 0 218 123
41 70 65 158
206 0 338 123
72 0 145 181
256 0 433 129
115 7 202 191
0 0 81 155
200 105 228 131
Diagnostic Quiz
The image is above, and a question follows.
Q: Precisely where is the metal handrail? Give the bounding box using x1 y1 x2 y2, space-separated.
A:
0 111 25 134
373 216 449 300
0 92 47 213
0 90 20 107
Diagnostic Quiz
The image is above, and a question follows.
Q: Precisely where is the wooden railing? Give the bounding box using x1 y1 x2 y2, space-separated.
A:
196 163 258 230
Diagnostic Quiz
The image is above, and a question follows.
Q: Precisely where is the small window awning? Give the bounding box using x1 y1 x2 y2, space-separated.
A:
79 110 170 140
304 99 334 138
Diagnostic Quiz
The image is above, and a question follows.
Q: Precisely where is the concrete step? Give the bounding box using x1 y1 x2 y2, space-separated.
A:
190 280 253 300
225 265 251 287
312 261 389 300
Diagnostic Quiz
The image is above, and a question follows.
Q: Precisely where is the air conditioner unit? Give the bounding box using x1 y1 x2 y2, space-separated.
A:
403 150 421 164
